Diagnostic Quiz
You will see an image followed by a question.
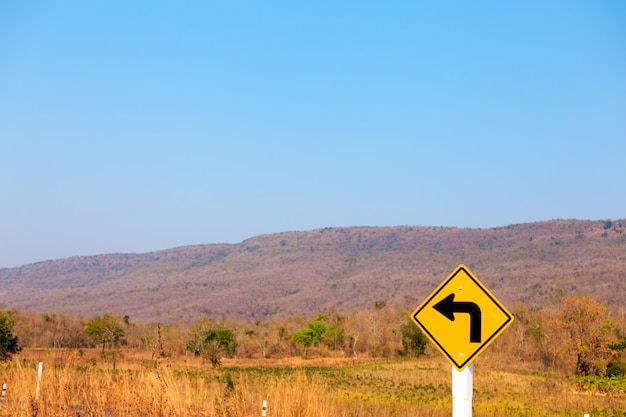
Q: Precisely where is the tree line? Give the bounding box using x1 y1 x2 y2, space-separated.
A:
1 295 624 376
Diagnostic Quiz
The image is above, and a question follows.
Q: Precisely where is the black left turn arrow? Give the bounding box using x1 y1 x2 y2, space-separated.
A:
433 293 482 343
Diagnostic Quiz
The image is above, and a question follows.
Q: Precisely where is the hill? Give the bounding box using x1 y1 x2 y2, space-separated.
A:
1 219 624 324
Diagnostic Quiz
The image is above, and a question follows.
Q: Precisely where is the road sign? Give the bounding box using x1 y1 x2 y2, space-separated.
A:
411 264 514 370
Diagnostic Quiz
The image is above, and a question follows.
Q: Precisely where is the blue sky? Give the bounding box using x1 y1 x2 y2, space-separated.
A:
1 1 625 268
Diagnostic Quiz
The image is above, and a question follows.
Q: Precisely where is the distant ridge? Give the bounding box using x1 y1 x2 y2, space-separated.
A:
1 219 624 324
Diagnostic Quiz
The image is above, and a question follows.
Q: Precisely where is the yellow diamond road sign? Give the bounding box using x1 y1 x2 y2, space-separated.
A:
411 264 514 370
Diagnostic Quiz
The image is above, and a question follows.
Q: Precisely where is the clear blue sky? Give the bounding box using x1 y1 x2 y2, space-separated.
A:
1 1 625 268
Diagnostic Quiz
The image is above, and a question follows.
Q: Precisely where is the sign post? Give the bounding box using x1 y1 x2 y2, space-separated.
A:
452 364 473 417
411 264 513 416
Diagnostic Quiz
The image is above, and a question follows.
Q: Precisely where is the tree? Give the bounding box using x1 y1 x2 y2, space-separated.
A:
0 309 21 361
320 311 346 353
203 327 237 366
48 313 87 349
292 315 327 359
548 296 618 375
324 323 346 352
185 318 215 358
84 313 126 355
242 320 270 359
185 319 237 366
400 317 427 357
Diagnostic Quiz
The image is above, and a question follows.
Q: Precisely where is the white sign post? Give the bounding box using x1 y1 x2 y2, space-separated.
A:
35 362 43 400
452 364 473 417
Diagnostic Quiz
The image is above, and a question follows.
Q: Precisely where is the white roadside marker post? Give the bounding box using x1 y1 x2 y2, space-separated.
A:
452 363 473 417
35 362 43 401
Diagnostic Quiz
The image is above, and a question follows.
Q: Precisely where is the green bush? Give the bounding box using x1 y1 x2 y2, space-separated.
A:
573 375 626 394
606 361 625 377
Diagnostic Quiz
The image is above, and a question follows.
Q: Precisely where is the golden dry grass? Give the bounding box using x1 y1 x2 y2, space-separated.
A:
0 348 623 417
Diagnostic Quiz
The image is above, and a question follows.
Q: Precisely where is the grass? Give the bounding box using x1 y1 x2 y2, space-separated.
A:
0 349 623 416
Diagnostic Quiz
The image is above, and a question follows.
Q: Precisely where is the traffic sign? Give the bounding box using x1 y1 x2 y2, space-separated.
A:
411 264 514 370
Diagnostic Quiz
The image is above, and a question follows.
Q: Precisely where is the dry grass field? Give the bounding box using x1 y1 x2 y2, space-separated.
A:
0 348 623 417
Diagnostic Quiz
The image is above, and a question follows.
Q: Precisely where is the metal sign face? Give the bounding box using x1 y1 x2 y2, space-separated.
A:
411 264 514 370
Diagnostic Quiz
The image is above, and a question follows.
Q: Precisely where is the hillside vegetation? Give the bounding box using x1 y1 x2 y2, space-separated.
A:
0 219 624 324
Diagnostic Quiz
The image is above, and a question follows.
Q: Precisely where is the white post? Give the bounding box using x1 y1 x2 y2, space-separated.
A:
35 362 43 400
452 363 473 417
262 400 267 417
1 383 6 400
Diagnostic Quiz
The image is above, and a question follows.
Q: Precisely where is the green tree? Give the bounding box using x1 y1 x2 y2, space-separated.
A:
321 312 346 352
292 315 328 358
203 327 237 366
185 319 237 366
324 323 345 352
0 309 21 361
84 313 126 355
400 317 427 357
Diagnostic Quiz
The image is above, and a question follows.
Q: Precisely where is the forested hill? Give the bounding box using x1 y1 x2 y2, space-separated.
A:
1 219 624 324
